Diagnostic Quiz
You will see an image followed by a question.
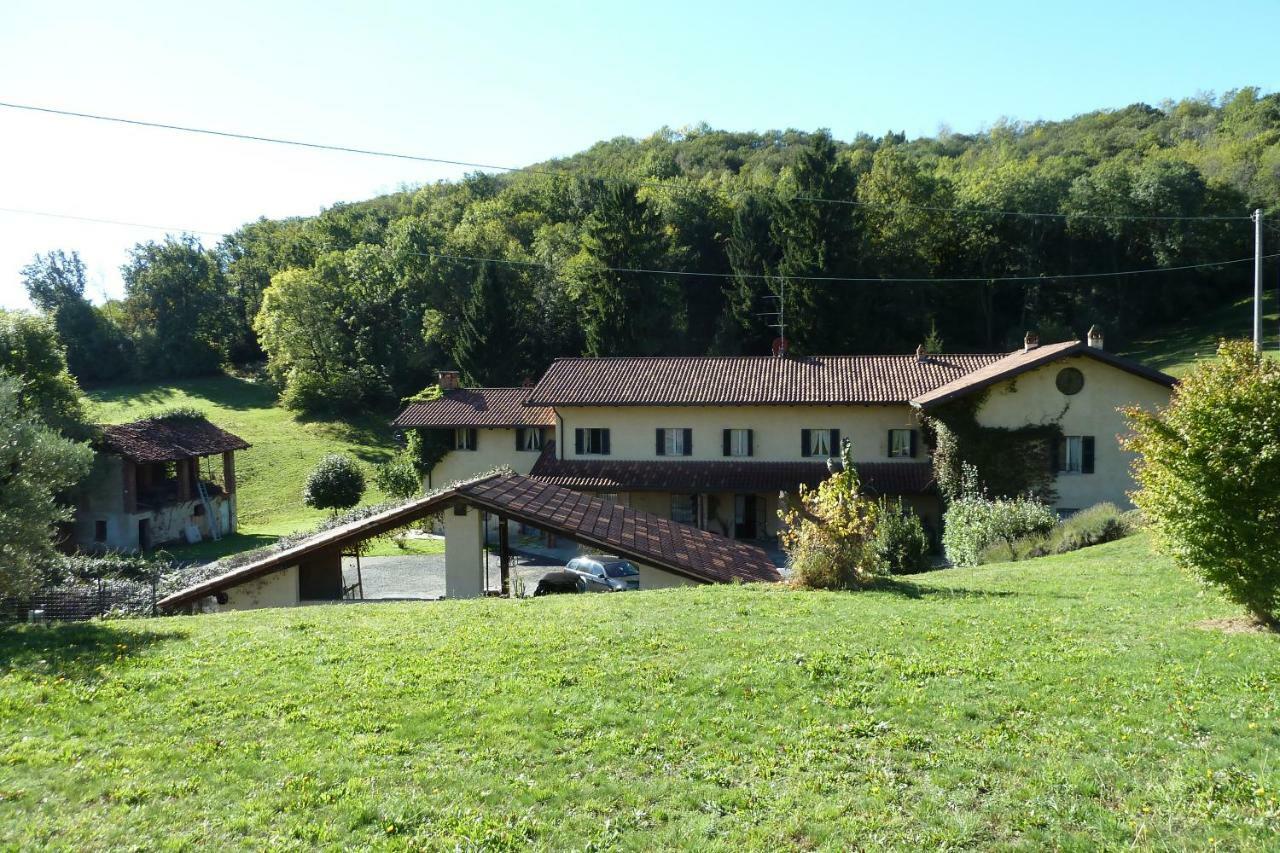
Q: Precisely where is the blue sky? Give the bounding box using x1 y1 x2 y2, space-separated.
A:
2 0 1277 309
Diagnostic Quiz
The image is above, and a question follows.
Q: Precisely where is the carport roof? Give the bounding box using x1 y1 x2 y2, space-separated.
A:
159 472 781 609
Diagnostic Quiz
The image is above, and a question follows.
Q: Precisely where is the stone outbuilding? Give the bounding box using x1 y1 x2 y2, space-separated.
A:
72 415 249 552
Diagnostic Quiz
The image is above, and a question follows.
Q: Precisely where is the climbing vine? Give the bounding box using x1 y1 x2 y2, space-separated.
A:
922 389 1064 503
405 428 455 479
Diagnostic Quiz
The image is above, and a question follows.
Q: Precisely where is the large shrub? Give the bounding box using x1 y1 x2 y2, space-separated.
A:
374 455 422 500
779 440 883 590
942 464 1057 567
0 373 94 597
1125 340 1280 628
873 498 932 574
302 454 366 514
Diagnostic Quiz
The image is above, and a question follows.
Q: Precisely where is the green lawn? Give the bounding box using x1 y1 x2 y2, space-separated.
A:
1120 294 1280 376
85 374 400 561
3 535 1277 849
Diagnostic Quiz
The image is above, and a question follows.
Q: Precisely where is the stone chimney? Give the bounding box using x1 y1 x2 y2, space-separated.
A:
1087 324 1104 350
1024 331 1040 352
438 370 460 391
915 344 926 363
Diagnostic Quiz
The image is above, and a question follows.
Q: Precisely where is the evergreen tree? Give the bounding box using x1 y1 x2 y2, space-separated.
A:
451 262 517 386
572 183 672 357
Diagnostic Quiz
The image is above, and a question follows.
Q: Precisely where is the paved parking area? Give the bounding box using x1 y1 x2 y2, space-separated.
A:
343 554 565 599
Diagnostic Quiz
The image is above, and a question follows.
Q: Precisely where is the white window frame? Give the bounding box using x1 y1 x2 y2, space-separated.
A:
455 428 477 451
808 428 832 457
729 428 751 457
889 429 913 458
582 428 608 455
1061 435 1084 474
522 428 542 451
662 428 685 456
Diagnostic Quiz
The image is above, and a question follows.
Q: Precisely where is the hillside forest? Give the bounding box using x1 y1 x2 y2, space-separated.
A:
20 88 1280 414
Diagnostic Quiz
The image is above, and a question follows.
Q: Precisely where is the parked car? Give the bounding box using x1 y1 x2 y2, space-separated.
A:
565 555 641 592
532 570 586 596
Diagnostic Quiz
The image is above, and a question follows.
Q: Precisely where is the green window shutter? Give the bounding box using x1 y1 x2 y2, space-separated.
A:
656 428 665 456
801 429 811 457
1049 435 1060 473
887 429 894 458
909 430 918 458
722 429 731 456
1082 436 1096 474
575 429 584 454
601 430 610 455
831 429 841 454
747 429 754 457
468 428 477 450
515 428 525 451
683 428 693 456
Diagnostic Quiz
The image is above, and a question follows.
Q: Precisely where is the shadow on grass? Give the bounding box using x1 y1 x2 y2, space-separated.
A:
0 621 185 682
87 373 279 414
863 577 1017 600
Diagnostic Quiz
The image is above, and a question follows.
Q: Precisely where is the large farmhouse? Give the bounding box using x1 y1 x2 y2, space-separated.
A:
394 330 1175 540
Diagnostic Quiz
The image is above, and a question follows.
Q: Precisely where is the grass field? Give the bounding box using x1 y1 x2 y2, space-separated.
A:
1120 293 1279 375
3 534 1278 849
85 374 401 561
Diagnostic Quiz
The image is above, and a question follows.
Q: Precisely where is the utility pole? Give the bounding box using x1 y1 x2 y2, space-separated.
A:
1255 208 1264 352
759 276 788 355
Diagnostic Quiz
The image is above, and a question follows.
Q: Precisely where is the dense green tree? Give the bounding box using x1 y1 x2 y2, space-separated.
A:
0 373 94 597
0 310 95 440
21 251 131 383
121 236 231 377
303 454 366 514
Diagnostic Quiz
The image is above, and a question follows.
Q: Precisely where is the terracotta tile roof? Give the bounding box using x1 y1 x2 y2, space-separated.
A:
911 341 1177 409
99 417 250 464
529 441 934 495
524 354 1006 407
392 388 555 428
461 474 781 585
159 473 780 608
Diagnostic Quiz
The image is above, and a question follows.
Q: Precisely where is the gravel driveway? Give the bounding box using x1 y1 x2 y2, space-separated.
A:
343 554 564 599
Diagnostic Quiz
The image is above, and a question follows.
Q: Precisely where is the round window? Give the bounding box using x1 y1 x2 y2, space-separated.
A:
1056 367 1084 395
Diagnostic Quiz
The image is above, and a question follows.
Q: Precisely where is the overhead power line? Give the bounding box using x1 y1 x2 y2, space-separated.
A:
2 203 1270 284
0 100 1255 223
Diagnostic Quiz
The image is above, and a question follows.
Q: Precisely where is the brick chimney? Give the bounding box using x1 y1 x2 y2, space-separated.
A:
1024 331 1040 352
771 337 788 358
1087 324 1104 350
438 370 460 391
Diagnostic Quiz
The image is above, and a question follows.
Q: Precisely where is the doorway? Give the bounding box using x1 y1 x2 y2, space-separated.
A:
734 494 758 539
138 518 152 550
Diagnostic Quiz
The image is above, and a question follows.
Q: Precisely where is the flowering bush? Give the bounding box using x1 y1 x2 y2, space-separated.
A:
942 464 1057 567
779 440 883 589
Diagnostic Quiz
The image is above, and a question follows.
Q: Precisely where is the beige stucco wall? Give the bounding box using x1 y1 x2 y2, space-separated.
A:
634 563 699 589
973 354 1172 510
444 503 486 599
428 427 556 488
72 494 235 552
556 405 923 463
218 565 299 612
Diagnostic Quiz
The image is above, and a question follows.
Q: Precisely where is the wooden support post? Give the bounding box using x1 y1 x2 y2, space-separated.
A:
222 451 236 495
498 515 511 596
177 457 192 501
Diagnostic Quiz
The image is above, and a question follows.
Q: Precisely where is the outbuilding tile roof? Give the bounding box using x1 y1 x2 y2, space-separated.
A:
529 442 934 495
99 417 250 464
393 388 555 428
159 472 779 608
525 354 1006 407
911 341 1177 409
